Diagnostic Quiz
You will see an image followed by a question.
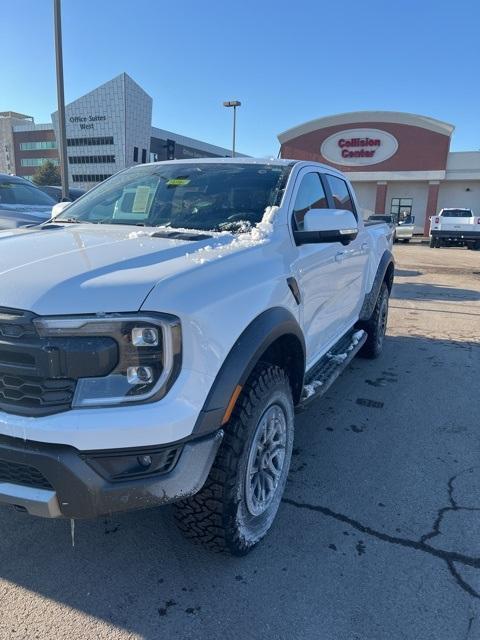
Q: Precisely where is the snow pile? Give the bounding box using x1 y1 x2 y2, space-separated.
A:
346 329 365 352
303 330 366 399
188 206 279 264
303 379 323 399
128 230 150 239
327 352 348 363
327 330 365 362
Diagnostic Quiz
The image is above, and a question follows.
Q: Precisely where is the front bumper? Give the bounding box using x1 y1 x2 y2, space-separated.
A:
0 430 223 519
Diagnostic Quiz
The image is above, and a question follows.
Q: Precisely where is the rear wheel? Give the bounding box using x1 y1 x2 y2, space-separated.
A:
429 237 435 248
174 364 294 555
359 282 389 359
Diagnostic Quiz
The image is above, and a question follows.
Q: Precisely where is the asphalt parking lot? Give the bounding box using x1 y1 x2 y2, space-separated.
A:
0 243 479 640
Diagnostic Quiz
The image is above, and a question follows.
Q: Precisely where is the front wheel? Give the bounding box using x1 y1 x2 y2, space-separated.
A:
174 364 294 555
359 282 389 359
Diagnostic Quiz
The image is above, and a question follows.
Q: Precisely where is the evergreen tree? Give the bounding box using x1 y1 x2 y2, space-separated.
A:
32 161 61 186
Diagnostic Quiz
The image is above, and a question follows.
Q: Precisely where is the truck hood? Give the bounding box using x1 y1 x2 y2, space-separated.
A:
0 224 229 315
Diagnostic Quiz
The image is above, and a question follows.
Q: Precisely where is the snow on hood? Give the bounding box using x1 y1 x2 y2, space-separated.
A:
0 207 279 315
187 206 278 264
0 225 207 314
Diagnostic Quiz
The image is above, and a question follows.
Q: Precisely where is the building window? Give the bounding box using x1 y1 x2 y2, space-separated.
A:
133 147 139 162
68 155 116 164
20 158 59 167
72 174 112 183
67 137 114 147
324 174 356 215
141 148 147 163
292 173 327 230
20 141 57 150
391 198 412 222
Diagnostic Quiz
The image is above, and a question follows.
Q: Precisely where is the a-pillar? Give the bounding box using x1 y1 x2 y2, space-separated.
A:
424 181 440 236
375 181 388 214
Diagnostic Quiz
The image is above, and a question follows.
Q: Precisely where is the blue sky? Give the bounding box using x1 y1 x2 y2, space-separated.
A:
1 0 478 156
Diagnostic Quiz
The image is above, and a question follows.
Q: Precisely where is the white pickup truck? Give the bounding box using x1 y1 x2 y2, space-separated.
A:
0 159 394 555
429 208 480 249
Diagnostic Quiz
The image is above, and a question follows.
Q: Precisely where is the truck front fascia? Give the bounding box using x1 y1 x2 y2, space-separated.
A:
0 430 223 518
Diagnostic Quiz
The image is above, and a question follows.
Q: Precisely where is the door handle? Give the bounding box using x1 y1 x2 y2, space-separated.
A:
361 242 369 251
335 252 345 262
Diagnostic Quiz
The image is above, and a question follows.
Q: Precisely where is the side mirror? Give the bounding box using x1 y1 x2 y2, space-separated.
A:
294 209 358 246
51 201 71 219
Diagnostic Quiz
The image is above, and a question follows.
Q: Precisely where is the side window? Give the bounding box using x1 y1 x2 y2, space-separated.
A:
325 175 355 215
292 173 328 230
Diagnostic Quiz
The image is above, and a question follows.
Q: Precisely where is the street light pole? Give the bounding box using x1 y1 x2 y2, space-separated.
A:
223 100 241 157
53 0 69 200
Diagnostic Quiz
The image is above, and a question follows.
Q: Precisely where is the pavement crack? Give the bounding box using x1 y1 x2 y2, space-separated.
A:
447 561 480 601
464 610 476 639
282 496 480 599
420 469 480 545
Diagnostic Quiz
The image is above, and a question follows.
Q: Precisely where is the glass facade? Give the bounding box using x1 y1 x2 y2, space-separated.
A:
67 136 114 146
19 140 57 150
69 155 116 164
72 174 112 183
20 158 59 166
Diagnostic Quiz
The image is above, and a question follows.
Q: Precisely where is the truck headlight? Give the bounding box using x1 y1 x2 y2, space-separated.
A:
33 313 181 408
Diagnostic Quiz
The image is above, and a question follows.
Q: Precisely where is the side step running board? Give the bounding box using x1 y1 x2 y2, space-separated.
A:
297 329 367 411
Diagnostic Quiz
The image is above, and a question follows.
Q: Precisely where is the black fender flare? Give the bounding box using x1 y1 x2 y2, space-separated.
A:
358 249 395 321
193 307 305 436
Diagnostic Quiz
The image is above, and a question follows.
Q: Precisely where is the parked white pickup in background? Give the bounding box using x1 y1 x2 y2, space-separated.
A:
429 208 480 249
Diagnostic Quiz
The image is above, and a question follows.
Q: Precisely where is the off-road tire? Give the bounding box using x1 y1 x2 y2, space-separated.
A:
174 364 294 555
359 282 389 359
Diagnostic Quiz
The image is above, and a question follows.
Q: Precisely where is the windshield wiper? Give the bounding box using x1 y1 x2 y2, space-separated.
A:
56 218 94 224
151 229 213 241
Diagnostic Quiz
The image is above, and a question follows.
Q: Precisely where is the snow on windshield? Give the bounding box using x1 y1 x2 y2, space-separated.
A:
187 206 279 264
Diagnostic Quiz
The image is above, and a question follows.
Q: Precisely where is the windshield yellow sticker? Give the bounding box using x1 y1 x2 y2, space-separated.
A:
132 186 151 213
166 178 191 187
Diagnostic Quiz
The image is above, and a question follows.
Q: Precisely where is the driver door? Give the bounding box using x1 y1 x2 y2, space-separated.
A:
289 170 346 367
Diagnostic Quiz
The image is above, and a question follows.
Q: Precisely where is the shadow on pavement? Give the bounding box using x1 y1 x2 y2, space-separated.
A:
395 269 422 277
392 282 480 302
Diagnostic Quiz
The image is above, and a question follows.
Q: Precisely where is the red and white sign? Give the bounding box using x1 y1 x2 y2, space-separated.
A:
321 128 398 166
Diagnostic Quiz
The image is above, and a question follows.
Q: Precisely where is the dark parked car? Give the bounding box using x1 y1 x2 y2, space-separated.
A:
38 185 85 202
0 174 55 229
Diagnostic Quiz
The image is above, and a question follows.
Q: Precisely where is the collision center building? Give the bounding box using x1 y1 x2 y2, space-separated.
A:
278 111 480 234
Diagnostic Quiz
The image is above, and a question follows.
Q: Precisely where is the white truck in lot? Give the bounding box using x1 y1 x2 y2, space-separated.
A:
429 208 480 249
0 159 394 555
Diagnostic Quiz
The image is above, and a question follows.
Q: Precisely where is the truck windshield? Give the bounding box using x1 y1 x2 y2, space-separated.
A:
55 162 292 231
441 209 473 217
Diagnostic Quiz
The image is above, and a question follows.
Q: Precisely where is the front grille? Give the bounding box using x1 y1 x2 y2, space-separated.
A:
0 373 75 413
0 307 76 416
0 459 52 489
